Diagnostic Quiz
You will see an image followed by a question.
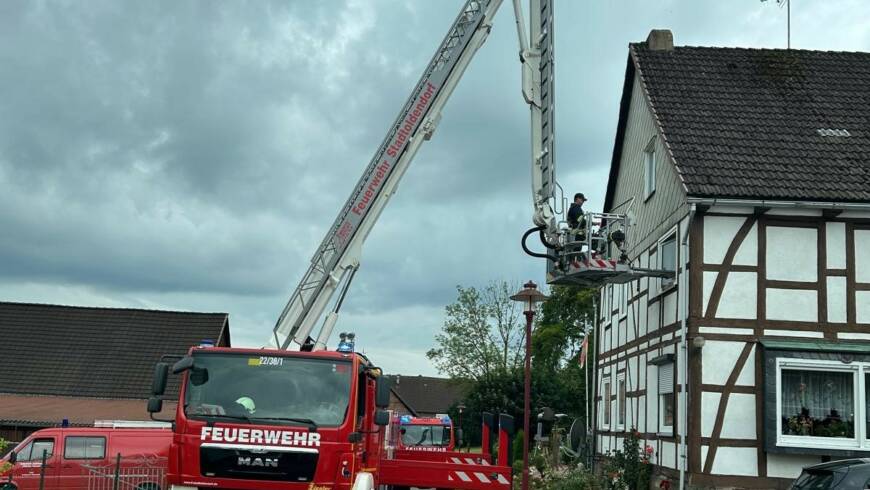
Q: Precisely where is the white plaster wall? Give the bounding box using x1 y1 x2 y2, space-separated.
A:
701 392 720 438
836 211 870 219
720 394 756 439
662 291 677 326
638 296 648 337
767 453 822 479
766 289 818 322
647 301 660 331
826 222 846 269
698 326 754 335
647 364 658 433
857 230 870 283
704 216 747 264
766 226 817 282
702 341 746 385
763 329 824 338
703 271 716 314
838 333 870 340
827 276 847 323
737 345 755 386
857 291 870 324
716 271 757 319
637 395 646 433
660 441 676 469
709 447 758 476
734 223 758 266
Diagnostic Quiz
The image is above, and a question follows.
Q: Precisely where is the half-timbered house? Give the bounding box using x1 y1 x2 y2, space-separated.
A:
594 30 870 489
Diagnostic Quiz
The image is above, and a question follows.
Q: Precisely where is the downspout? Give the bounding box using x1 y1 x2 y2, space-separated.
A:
678 203 696 489
590 294 599 471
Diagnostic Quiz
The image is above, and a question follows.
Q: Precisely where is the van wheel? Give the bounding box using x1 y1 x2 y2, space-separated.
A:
1 484 17 490
135 484 160 490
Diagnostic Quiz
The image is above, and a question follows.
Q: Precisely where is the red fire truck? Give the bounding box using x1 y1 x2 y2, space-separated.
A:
147 344 515 489
394 415 455 452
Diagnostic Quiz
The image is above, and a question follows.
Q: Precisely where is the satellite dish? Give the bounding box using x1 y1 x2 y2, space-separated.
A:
568 419 584 452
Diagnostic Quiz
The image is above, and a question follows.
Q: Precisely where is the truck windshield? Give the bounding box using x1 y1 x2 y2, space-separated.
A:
184 353 353 428
401 425 450 447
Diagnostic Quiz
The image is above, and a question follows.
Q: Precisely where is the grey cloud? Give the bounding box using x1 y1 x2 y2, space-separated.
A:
1 1 868 373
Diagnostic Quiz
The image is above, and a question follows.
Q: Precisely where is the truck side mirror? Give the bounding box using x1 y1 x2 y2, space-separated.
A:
374 410 390 426
152 363 169 396
375 377 391 409
8 450 16 464
147 396 163 414
172 356 194 374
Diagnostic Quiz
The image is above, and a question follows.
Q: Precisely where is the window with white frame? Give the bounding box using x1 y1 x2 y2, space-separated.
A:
643 138 656 199
775 358 866 450
617 372 626 430
658 362 675 433
602 377 612 429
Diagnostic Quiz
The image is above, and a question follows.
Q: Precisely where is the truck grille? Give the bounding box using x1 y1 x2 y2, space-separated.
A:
200 446 318 482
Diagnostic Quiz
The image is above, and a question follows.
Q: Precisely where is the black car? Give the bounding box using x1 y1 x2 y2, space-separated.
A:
791 458 870 489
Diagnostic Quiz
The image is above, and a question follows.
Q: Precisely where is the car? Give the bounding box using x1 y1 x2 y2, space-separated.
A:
0 424 170 490
791 458 870 490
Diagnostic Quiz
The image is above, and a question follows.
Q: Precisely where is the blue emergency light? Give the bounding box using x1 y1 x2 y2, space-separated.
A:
400 415 412 424
336 332 356 353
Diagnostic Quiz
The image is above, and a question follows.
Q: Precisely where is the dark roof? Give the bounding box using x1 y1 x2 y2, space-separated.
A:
0 394 177 427
0 302 229 399
385 375 467 416
605 42 870 209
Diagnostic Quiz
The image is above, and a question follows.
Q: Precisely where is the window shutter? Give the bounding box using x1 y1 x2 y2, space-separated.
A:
658 363 674 394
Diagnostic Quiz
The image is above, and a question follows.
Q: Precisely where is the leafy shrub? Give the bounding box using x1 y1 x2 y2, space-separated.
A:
601 429 652 490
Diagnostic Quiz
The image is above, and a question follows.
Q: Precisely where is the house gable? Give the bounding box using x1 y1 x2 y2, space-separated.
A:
606 54 688 257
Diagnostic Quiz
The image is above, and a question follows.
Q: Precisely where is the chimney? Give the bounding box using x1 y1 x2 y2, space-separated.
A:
646 29 674 51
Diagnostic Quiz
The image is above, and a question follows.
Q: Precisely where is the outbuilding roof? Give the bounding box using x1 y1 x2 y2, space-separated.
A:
0 301 229 400
606 37 870 209
385 375 467 416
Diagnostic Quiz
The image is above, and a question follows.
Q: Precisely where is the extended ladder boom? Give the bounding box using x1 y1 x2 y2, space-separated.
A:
270 0 505 350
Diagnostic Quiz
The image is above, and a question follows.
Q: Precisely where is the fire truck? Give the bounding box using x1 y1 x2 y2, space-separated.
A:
393 415 455 453
147 343 515 490
142 0 670 487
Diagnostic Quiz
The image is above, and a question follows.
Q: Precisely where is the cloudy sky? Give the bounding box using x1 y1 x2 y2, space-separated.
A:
2 0 868 375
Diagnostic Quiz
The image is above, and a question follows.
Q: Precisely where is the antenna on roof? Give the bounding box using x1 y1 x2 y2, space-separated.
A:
761 0 791 49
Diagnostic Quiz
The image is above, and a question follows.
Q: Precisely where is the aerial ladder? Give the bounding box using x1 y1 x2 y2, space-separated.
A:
269 0 667 352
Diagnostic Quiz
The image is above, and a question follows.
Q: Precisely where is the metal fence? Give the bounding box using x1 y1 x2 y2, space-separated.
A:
8 451 166 490
84 453 166 490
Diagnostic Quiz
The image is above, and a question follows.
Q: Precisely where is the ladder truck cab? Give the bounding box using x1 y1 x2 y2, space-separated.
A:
148 342 392 490
393 415 455 452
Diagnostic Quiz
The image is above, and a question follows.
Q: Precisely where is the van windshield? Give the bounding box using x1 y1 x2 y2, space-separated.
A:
184 353 353 428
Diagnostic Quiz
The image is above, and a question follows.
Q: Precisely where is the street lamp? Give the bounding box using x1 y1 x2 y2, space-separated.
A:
457 404 466 452
510 280 549 490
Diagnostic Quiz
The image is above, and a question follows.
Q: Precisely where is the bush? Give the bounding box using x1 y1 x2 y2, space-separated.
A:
601 429 652 490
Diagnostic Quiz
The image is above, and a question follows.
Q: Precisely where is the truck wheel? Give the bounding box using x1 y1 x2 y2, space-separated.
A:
135 484 160 490
1 484 17 490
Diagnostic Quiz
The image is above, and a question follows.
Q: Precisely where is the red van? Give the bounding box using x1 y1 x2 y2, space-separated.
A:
1 425 170 490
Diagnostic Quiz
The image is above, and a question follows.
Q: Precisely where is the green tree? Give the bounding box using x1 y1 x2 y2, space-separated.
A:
427 281 524 381
431 282 597 458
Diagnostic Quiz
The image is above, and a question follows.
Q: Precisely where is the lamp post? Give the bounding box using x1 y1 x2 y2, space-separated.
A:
457 404 466 452
510 280 549 490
